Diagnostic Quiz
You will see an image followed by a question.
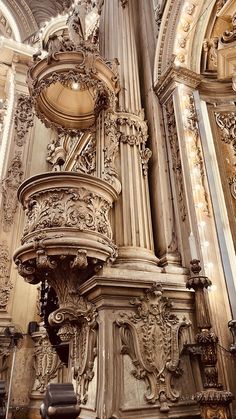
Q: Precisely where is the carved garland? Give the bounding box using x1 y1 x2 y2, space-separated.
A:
117 284 190 412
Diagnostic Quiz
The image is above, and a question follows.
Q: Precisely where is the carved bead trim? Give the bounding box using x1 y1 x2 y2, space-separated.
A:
2 152 23 231
14 94 34 147
0 242 13 309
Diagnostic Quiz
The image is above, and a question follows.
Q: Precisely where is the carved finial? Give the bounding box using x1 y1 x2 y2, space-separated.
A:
190 259 202 275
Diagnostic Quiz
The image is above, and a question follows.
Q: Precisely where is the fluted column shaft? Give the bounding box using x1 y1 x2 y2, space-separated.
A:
100 0 158 269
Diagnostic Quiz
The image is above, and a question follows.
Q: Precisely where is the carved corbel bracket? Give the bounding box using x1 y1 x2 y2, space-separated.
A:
116 283 190 412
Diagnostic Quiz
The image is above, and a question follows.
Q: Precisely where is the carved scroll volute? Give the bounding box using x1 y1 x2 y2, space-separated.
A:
48 296 98 406
117 284 190 413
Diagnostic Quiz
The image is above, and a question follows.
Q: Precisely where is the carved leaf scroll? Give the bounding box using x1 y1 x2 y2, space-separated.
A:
14 94 34 147
0 242 13 309
117 284 190 412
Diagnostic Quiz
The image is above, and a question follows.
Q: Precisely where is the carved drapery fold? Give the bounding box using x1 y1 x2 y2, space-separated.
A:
117 284 190 412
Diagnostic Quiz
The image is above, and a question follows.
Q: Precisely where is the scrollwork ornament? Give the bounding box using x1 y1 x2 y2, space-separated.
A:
0 242 13 309
14 94 34 146
116 283 190 412
215 112 236 155
32 333 62 394
2 152 23 231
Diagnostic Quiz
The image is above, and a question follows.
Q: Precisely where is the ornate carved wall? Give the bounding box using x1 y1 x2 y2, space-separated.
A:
0 0 235 418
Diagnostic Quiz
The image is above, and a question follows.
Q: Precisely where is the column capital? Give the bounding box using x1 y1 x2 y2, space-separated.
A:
155 63 202 104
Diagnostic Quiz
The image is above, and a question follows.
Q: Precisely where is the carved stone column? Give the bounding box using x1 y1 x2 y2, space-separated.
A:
100 0 159 270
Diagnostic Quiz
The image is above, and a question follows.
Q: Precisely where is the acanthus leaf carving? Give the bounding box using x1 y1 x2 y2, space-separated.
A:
0 242 13 309
32 332 62 394
72 134 96 175
215 112 236 155
23 187 113 240
103 112 120 186
49 295 98 406
116 283 190 412
2 152 23 231
140 147 152 176
14 94 34 147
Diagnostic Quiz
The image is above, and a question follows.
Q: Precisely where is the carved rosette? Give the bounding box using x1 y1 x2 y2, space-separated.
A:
0 242 13 309
14 172 118 286
117 284 190 412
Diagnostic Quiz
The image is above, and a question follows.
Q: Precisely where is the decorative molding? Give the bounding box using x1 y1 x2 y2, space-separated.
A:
48 292 98 406
103 112 120 186
117 284 190 412
0 242 12 309
2 152 23 231
22 187 113 240
215 112 236 155
14 94 34 147
72 135 96 175
165 99 187 222
229 175 236 199
32 333 62 393
140 147 152 176
183 94 210 215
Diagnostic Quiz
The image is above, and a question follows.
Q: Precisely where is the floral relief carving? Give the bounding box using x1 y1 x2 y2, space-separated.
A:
14 94 34 147
32 333 62 393
215 112 236 155
23 187 112 240
2 152 23 231
117 284 190 412
72 134 96 175
103 112 120 186
165 100 187 222
140 148 152 176
183 94 210 215
0 242 13 309
229 176 236 199
49 295 98 406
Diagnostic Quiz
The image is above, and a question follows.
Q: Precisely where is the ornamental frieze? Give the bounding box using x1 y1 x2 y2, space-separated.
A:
117 284 190 412
23 187 112 240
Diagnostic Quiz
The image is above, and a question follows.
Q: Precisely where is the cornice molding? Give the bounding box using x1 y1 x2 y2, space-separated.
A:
155 64 202 103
